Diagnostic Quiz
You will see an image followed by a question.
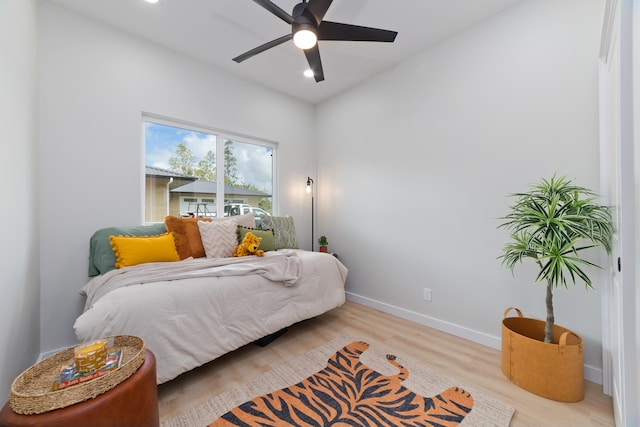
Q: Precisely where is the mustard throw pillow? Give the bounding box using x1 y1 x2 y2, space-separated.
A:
110 233 180 268
88 223 167 276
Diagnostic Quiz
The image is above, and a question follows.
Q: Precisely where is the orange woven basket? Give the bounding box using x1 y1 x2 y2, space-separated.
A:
501 308 584 402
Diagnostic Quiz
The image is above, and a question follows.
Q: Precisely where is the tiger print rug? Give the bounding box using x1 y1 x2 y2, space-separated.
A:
209 341 474 426
161 337 514 427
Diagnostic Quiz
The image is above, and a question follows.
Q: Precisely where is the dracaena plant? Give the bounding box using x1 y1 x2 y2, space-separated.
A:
498 175 613 343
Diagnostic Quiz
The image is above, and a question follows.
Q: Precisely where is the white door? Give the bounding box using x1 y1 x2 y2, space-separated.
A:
598 1 638 425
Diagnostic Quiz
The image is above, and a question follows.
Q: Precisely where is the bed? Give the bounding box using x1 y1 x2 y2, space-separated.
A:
73 214 347 384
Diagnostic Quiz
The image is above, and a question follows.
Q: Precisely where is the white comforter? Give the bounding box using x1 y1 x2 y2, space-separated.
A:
74 249 347 383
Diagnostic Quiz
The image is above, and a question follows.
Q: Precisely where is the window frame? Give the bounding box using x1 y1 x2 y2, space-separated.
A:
142 113 278 221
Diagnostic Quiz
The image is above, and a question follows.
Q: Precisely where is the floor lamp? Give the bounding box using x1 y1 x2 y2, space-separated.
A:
306 177 314 251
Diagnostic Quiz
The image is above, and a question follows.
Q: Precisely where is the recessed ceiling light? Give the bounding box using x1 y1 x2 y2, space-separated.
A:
145 0 159 4
303 69 314 78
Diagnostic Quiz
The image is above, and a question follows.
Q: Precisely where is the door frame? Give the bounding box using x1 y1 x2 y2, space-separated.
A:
598 0 638 425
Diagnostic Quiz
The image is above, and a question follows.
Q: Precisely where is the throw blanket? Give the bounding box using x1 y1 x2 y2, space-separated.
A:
81 251 302 311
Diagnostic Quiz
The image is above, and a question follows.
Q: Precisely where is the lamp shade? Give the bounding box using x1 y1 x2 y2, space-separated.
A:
306 177 314 251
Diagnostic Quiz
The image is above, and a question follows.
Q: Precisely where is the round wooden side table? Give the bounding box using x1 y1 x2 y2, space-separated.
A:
0 350 159 427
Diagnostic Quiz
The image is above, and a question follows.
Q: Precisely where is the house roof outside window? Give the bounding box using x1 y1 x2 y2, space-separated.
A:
146 165 270 197
145 165 197 180
170 181 271 197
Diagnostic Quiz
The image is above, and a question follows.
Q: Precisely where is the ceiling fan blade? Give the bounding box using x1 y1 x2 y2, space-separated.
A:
305 0 333 24
318 21 397 42
251 0 293 24
304 45 325 82
232 34 292 63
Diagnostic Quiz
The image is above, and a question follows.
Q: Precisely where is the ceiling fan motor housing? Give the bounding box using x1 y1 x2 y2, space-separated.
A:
292 3 318 34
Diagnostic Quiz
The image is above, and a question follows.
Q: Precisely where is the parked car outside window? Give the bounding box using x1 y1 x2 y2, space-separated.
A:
224 203 271 228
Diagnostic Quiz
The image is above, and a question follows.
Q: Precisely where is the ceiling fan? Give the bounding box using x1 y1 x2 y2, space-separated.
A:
233 0 398 82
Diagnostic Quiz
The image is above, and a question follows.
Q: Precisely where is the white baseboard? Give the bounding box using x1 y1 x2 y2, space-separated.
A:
345 291 603 385
585 363 603 384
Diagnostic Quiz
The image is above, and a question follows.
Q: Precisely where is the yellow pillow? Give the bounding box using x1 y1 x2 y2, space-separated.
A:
110 233 180 268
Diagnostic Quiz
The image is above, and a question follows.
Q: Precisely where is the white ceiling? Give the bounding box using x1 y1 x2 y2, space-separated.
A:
49 0 523 104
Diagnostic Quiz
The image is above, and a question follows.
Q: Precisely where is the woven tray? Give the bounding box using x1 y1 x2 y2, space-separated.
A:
9 335 146 415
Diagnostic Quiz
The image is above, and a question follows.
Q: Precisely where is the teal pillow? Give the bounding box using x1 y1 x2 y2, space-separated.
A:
237 226 275 252
261 216 298 249
88 223 167 276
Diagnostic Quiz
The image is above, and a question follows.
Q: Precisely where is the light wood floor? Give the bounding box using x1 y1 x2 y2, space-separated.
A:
157 301 614 426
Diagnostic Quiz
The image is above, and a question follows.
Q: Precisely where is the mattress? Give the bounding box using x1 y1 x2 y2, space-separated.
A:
74 249 347 383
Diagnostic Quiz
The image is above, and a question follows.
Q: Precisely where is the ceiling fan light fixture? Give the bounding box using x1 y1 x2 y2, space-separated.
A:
303 69 314 78
293 28 317 49
234 0 398 83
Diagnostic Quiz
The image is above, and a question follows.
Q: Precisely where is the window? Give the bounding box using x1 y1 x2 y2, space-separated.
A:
144 117 275 223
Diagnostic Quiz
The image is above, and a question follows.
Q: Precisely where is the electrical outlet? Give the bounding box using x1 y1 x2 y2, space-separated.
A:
423 288 432 301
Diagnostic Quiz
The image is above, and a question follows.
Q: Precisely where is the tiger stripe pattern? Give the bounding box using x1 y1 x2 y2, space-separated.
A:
209 341 474 426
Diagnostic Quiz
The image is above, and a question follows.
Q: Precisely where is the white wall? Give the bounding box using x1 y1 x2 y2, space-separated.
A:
23 0 610 393
316 0 607 380
37 2 316 351
0 0 41 397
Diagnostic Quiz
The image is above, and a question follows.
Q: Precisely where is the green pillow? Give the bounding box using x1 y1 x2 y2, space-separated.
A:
237 226 275 252
261 216 298 249
88 223 167 276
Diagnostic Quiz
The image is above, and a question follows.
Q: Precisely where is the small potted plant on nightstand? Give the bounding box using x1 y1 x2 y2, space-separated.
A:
318 236 328 253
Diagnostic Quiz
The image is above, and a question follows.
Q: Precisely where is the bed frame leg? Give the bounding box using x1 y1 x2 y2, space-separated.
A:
253 327 289 347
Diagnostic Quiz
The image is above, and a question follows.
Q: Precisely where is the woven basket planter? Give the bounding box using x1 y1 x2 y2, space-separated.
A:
9 335 146 415
501 308 584 402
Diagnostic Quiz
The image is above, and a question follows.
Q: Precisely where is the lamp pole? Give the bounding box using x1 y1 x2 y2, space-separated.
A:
307 177 314 251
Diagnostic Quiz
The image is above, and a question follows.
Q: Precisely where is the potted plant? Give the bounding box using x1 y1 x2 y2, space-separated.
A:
498 175 613 402
318 236 328 253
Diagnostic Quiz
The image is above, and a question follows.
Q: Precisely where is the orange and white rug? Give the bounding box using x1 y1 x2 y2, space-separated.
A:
163 336 514 427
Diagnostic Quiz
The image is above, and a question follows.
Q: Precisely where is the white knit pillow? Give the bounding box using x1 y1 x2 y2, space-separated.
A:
197 219 238 258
